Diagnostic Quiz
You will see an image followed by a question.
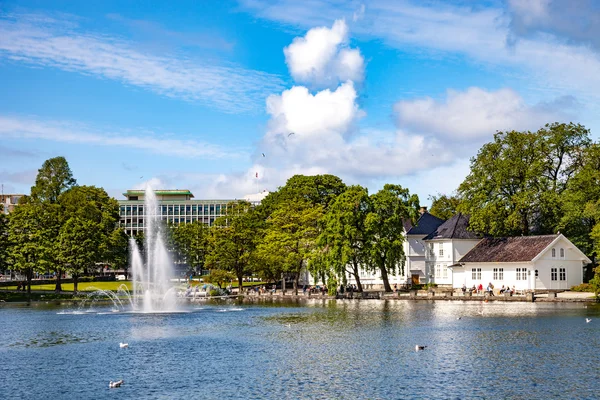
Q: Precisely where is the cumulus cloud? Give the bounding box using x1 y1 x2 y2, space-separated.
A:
284 19 364 88
394 87 574 141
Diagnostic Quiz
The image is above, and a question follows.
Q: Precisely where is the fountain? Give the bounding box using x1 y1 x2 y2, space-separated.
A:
128 186 179 312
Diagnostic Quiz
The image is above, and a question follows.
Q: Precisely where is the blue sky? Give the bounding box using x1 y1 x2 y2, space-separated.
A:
2 0 600 204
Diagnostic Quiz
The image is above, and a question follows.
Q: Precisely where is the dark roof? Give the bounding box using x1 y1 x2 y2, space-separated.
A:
423 213 482 240
459 235 558 263
402 218 413 232
406 212 445 235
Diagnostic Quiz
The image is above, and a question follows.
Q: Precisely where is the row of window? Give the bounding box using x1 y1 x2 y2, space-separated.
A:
472 267 566 281
119 204 228 216
434 264 448 279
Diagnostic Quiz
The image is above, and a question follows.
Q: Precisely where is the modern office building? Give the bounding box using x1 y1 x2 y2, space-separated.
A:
118 189 269 236
0 193 24 214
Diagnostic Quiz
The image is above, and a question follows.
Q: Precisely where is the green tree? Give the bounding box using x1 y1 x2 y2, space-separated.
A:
458 123 591 236
30 156 77 204
105 228 130 275
319 185 371 292
172 221 209 274
367 184 420 292
205 269 235 289
559 143 600 258
428 193 461 220
256 200 323 295
205 201 258 293
58 186 120 293
7 200 59 298
0 205 8 273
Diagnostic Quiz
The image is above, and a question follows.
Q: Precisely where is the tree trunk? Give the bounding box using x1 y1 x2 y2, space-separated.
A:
73 274 78 295
380 266 393 292
26 268 32 303
351 259 363 292
281 274 286 295
293 273 299 296
237 275 243 295
55 269 62 293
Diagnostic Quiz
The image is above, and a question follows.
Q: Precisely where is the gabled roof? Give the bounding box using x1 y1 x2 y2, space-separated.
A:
459 235 558 263
423 212 481 240
406 212 445 235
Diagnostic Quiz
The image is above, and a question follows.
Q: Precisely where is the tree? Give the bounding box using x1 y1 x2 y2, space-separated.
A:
205 269 235 289
205 201 259 293
57 186 120 293
428 193 461 220
7 200 59 298
0 205 8 273
367 184 420 292
105 228 130 275
458 123 591 236
319 185 371 292
30 156 77 204
172 221 209 274
559 143 600 258
256 200 324 295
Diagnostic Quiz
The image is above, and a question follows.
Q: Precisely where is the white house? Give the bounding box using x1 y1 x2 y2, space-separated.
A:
403 211 445 284
423 213 483 286
450 234 592 291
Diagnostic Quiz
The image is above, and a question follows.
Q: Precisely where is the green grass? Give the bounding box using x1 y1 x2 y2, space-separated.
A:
0 281 134 292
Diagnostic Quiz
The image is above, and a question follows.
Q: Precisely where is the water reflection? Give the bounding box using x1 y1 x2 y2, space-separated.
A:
0 300 598 399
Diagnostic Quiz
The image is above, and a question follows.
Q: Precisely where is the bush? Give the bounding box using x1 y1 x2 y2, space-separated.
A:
209 289 221 297
570 283 595 292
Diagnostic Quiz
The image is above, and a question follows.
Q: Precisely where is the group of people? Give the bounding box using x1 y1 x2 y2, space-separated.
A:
461 283 516 296
302 284 328 295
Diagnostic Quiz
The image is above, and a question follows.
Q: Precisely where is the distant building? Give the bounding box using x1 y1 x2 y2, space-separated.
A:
0 194 24 214
118 189 267 237
404 210 445 284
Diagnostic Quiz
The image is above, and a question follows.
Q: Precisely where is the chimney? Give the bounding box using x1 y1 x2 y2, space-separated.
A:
419 206 428 215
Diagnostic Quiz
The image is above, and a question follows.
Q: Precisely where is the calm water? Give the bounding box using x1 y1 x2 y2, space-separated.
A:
1 299 599 399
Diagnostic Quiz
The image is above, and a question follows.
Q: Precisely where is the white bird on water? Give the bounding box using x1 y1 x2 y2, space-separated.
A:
119 342 128 348
415 345 427 351
109 380 124 388
586 318 592 323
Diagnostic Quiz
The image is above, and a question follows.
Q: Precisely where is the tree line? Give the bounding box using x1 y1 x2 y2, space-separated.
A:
1 122 599 296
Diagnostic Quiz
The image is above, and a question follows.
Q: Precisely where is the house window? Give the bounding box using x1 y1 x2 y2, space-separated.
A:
439 246 444 256
551 268 557 281
476 268 481 280
552 248 556 258
559 268 566 281
436 264 441 277
560 248 565 258
499 268 504 280
472 268 477 280
493 268 498 280
535 270 539 279
516 268 527 280
442 265 448 279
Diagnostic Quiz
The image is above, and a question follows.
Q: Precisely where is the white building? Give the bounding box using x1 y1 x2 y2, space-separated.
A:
423 213 483 286
450 234 591 291
403 212 445 284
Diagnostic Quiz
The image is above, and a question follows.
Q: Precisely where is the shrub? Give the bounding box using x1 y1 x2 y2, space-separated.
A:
570 283 595 293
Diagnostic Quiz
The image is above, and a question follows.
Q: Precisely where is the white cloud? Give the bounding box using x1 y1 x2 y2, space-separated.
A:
240 0 600 106
394 87 574 141
284 19 364 87
0 13 284 113
0 115 248 159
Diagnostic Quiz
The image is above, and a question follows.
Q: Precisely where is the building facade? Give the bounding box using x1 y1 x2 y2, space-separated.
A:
118 189 235 236
423 213 483 286
1 193 24 214
452 234 591 291
403 211 445 284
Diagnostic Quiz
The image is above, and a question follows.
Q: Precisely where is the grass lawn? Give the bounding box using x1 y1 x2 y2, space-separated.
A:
0 281 134 292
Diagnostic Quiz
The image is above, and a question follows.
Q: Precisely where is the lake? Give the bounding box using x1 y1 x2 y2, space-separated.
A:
0 299 598 399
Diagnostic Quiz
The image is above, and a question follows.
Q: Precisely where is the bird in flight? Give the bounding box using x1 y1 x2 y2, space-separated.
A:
262 153 266 157
288 132 295 137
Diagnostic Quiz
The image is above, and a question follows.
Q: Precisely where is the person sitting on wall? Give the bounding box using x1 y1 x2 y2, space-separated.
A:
471 285 477 294
487 283 495 296
461 284 466 294
477 283 483 294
